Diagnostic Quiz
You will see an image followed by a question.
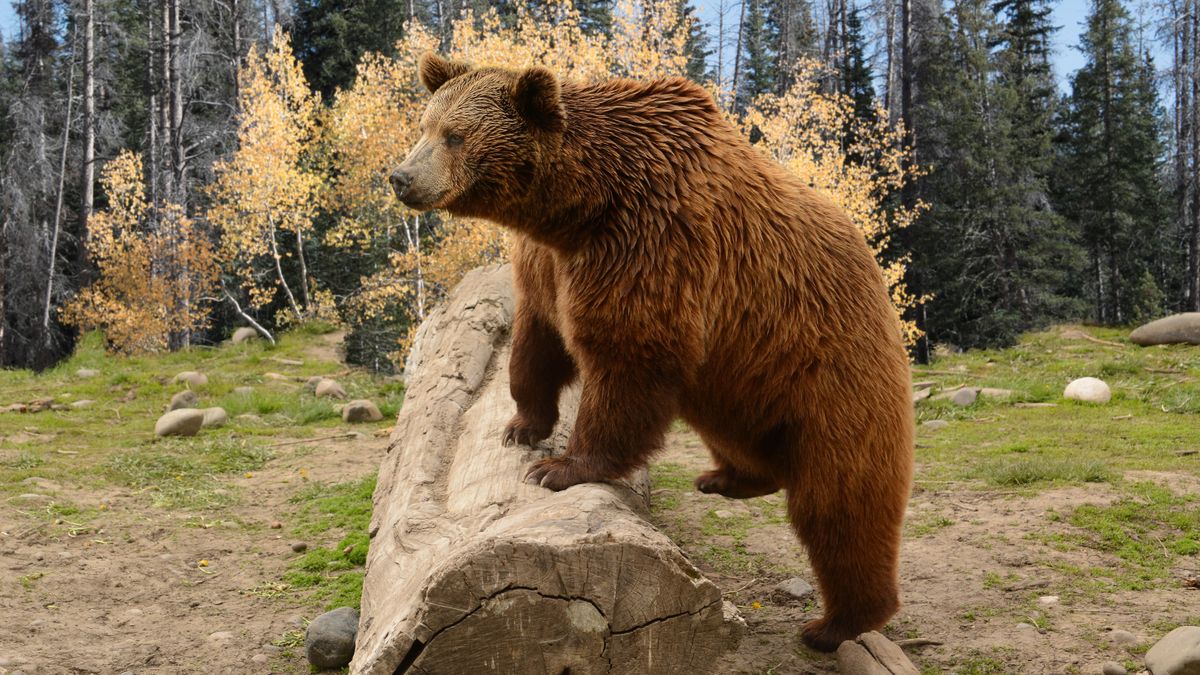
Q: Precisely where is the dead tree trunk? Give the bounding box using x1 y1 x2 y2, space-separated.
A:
355 265 744 675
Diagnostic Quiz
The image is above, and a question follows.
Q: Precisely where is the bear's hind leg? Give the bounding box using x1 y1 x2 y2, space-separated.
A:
695 464 779 499
504 308 577 447
788 482 904 652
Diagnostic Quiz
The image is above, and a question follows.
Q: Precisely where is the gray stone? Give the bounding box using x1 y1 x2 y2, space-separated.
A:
950 388 978 406
305 376 325 391
912 388 932 403
231 327 259 344
1065 377 1112 404
70 399 95 409
173 371 208 388
200 407 228 429
1130 313 1200 346
168 390 199 411
922 419 950 431
713 509 734 519
250 654 270 665
774 577 815 601
1145 626 1200 675
291 542 308 553
315 379 347 400
207 630 234 641
155 409 205 437
75 368 99 378
1109 629 1138 647
305 607 359 669
342 399 382 423
1101 661 1128 675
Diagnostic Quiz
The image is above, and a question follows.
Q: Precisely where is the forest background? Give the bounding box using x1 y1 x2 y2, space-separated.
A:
0 0 1196 370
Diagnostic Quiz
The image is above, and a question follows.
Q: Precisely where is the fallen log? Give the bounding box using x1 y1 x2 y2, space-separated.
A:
354 264 744 675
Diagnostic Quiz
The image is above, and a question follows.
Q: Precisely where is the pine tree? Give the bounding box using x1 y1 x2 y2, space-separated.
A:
1055 0 1169 324
766 0 817 94
737 0 775 110
842 2 875 124
291 0 410 99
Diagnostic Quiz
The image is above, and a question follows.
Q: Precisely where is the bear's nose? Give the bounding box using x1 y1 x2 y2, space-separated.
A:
389 170 412 199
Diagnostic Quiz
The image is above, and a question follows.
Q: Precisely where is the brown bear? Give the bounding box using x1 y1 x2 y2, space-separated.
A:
390 53 914 653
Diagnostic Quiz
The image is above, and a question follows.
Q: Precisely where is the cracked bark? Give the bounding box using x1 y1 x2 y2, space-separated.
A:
353 265 744 675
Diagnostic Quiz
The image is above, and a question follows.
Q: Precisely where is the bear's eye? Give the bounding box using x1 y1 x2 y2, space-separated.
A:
446 132 464 148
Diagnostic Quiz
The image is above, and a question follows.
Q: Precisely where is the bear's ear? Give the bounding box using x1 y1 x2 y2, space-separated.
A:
512 67 564 133
418 52 472 94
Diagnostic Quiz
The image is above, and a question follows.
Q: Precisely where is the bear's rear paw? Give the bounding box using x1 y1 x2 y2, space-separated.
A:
695 468 779 499
502 415 553 448
524 456 605 491
800 617 860 653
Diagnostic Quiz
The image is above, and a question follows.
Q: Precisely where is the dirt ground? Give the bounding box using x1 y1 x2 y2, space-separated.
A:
0 429 388 674
3 403 1198 673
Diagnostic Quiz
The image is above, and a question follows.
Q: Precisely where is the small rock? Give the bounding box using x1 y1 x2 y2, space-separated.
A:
1145 625 1200 675
774 577 815 601
174 371 208 388
155 409 206 437
1016 622 1038 631
713 509 734 519
1101 661 1128 675
1109 629 1138 647
315 379 347 400
912 388 932 403
950 388 978 406
305 607 359 670
168 390 199 411
305 376 325 391
291 542 308 553
1065 377 1112 404
231 327 259 344
1037 595 1059 606
233 386 254 396
269 521 283 529
70 399 95 409
264 372 290 382
75 368 99 378
250 654 270 665
200 407 228 429
342 399 382 423
1130 312 1200 346
922 419 950 431
979 387 1014 399
207 630 234 641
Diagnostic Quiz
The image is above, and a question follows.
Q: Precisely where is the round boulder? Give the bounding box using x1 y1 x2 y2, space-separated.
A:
231 327 259 344
1130 313 1200 346
1145 625 1200 675
174 371 208 388
305 606 359 670
315 379 347 400
342 400 383 423
168 390 199 411
1064 377 1112 404
201 407 228 428
155 409 206 437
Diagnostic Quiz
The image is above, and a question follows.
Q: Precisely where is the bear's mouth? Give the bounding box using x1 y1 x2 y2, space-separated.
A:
398 189 449 212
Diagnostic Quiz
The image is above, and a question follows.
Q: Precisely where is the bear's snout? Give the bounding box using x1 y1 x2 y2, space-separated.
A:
389 170 413 200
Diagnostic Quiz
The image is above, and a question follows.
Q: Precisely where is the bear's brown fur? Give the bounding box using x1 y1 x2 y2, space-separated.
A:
391 53 915 652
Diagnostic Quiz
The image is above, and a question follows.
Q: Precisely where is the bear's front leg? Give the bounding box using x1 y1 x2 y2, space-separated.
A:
526 360 678 490
503 306 577 447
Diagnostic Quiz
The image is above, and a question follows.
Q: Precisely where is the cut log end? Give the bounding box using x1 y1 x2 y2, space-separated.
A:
354 265 743 675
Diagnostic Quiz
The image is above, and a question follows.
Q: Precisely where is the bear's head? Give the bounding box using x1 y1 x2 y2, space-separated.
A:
389 53 565 218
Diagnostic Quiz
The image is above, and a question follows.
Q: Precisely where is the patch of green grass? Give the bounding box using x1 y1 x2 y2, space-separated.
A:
1066 481 1200 587
976 458 1114 488
956 650 1011 674
650 462 694 491
283 476 376 610
908 513 954 537
106 438 270 509
0 451 47 469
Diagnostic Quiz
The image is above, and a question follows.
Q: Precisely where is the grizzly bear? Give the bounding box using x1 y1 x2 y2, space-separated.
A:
390 53 914 652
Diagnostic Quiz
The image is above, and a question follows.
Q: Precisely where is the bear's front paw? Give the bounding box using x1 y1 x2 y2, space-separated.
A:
800 617 856 653
524 456 596 491
502 415 553 448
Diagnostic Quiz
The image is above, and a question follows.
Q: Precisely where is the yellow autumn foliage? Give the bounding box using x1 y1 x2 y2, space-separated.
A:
62 151 219 353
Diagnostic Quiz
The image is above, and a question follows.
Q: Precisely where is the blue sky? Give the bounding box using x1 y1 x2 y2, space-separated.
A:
0 0 1119 93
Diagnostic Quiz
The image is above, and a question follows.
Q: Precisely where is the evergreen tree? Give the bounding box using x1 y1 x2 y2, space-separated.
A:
1055 0 1169 324
575 0 613 34
679 0 710 82
841 2 874 124
737 0 775 110
291 0 410 99
766 0 817 94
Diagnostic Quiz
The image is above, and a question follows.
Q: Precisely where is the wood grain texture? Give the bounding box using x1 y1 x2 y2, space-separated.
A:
354 264 743 675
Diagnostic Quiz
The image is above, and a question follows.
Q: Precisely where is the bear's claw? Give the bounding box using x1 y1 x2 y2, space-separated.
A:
524 456 592 490
502 415 553 448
